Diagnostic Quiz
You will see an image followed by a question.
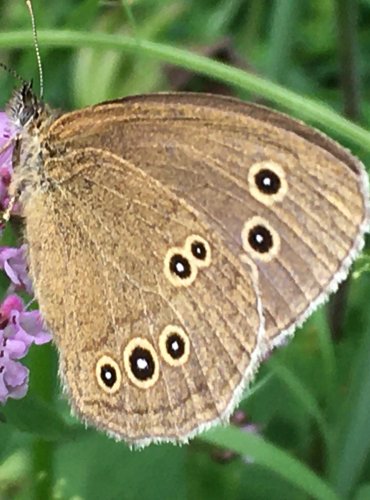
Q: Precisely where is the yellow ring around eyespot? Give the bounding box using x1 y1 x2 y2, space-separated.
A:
248 160 288 206
159 325 191 367
123 337 160 389
163 247 198 287
241 216 281 263
95 354 122 394
184 234 212 269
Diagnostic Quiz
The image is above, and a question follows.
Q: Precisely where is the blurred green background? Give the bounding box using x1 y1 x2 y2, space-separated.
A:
1 1 370 499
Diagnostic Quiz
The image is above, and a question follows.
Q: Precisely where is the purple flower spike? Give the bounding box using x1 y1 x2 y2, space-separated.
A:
8 309 52 348
0 294 24 322
0 294 51 404
0 110 51 406
0 245 33 294
0 332 29 404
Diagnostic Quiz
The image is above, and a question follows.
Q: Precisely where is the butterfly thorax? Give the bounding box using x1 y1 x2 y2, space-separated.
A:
6 83 59 203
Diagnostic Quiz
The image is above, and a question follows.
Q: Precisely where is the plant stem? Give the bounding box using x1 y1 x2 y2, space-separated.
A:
328 0 362 341
28 343 56 500
265 0 299 83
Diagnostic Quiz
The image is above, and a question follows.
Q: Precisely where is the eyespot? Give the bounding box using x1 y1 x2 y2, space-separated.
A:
248 161 287 205
95 355 122 394
248 225 273 252
255 169 281 194
123 338 159 389
164 247 197 287
185 235 211 268
241 216 280 262
159 325 190 367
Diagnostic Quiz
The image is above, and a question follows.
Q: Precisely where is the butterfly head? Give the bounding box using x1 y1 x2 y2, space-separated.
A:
6 81 45 130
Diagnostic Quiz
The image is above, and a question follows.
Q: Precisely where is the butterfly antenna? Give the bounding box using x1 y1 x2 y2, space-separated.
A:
25 0 44 98
0 62 27 85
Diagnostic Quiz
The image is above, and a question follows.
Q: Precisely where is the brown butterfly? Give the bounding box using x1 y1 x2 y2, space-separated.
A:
4 80 368 446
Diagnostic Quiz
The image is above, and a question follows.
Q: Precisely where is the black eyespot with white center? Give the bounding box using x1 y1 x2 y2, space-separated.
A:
100 364 117 388
242 216 280 262
165 247 198 286
96 355 121 394
166 333 185 360
248 224 273 253
129 346 155 381
185 235 212 269
169 254 192 279
248 161 288 206
124 338 159 388
191 241 207 261
159 325 190 366
255 168 281 195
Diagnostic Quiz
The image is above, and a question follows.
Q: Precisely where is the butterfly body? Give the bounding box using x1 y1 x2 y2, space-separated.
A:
7 85 369 446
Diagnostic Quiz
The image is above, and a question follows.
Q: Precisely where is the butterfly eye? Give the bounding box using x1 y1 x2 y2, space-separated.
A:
95 355 121 394
185 235 212 268
241 216 280 262
248 161 288 205
124 338 159 389
164 248 197 287
159 325 190 367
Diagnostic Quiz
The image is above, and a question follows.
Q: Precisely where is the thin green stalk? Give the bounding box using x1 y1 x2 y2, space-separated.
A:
265 0 299 82
328 0 362 341
27 343 56 500
335 0 361 118
120 0 138 36
330 320 370 497
0 30 370 150
242 0 266 50
313 309 337 404
268 358 332 468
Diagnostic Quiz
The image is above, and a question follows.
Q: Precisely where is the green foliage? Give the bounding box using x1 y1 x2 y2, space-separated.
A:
0 1 370 499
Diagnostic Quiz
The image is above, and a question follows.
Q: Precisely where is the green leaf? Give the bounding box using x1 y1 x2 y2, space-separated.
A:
201 427 339 500
2 395 81 442
330 320 370 497
354 484 370 500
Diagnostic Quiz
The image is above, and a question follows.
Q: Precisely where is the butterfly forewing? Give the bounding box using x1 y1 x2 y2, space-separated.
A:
46 93 369 347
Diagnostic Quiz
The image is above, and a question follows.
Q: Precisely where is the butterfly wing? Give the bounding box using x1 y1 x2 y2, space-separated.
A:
46 93 369 348
24 146 264 445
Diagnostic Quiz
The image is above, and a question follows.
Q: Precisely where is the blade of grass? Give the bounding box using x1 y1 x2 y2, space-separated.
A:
330 320 370 497
120 0 138 36
268 357 332 465
201 427 339 500
265 0 299 82
240 0 266 50
312 309 337 402
27 343 56 500
0 30 370 150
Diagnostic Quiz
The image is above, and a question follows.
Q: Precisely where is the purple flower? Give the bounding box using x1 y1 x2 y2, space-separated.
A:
0 295 51 404
0 111 52 406
0 294 24 322
0 245 33 294
0 346 29 403
6 309 52 348
0 306 29 405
